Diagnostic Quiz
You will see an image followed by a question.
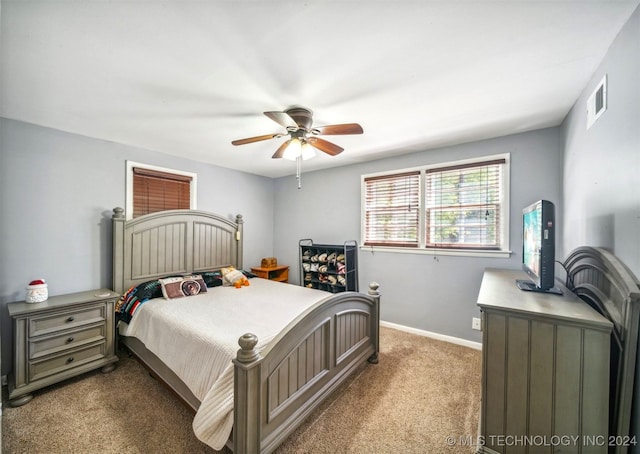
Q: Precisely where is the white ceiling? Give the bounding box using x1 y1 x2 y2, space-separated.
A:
1 1 638 178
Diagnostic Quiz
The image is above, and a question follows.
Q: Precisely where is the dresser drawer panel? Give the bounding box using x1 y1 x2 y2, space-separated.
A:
29 305 105 337
29 343 105 382
29 324 105 360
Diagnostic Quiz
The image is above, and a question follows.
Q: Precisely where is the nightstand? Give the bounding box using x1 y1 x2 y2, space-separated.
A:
250 265 289 283
7 288 119 407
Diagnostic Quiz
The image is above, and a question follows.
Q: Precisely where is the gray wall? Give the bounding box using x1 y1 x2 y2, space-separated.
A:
562 6 640 275
561 4 640 448
0 118 275 374
273 127 563 342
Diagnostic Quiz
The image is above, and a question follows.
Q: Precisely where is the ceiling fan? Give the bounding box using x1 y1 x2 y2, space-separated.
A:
231 106 364 160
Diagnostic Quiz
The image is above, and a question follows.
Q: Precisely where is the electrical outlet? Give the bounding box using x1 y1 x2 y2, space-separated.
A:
472 317 481 331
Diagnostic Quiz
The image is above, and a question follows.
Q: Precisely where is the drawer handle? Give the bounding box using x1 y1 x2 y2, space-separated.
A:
67 337 74 343
66 316 75 323
67 357 74 363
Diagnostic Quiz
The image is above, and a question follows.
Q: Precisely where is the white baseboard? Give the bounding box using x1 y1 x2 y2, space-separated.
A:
380 320 482 350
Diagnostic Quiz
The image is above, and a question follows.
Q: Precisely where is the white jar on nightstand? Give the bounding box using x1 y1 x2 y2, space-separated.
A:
25 279 48 303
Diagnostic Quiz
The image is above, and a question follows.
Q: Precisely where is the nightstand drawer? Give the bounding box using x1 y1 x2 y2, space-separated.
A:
29 324 106 360
29 305 105 337
30 343 106 382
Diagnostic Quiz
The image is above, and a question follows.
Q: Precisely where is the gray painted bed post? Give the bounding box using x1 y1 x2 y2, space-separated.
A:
235 214 243 270
233 333 262 454
112 207 125 294
368 281 380 364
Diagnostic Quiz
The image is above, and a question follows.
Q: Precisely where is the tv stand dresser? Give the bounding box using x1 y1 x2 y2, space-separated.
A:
476 268 612 454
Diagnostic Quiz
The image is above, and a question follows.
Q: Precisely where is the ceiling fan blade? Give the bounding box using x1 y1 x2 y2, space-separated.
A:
231 133 282 146
313 123 363 135
272 140 292 159
264 111 298 129
306 137 344 156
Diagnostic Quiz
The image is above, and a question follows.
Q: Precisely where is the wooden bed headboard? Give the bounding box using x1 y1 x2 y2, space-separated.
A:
112 207 244 295
563 246 640 447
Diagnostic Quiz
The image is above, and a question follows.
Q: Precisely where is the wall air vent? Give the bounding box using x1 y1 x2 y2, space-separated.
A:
587 74 607 129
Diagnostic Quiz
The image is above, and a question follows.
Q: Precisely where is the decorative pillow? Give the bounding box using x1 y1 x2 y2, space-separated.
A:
220 266 251 288
116 276 182 323
200 271 224 288
159 275 208 299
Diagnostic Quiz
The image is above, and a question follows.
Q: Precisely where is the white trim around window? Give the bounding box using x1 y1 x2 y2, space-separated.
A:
361 153 511 258
125 161 198 220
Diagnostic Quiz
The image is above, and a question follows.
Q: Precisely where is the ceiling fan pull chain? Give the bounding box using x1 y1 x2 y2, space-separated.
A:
296 155 302 189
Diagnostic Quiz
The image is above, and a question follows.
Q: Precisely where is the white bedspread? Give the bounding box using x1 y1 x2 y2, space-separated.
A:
120 278 329 450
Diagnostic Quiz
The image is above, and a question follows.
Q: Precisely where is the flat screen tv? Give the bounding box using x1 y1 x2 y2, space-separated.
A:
516 199 562 294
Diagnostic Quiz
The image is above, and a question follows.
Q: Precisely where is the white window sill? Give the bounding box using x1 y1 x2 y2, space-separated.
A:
360 245 512 259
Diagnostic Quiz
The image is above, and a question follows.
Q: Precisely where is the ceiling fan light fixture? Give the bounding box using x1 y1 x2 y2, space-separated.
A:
301 142 316 160
282 138 301 160
282 139 315 161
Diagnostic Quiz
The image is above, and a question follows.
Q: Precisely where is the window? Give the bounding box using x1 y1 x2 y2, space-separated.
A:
425 159 504 249
362 154 510 257
363 171 420 247
126 161 197 220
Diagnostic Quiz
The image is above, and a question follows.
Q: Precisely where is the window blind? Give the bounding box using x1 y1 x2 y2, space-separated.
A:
132 167 192 218
363 171 420 247
425 159 504 249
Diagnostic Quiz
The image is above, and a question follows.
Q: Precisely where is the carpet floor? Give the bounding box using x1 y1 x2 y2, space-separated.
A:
2 326 481 453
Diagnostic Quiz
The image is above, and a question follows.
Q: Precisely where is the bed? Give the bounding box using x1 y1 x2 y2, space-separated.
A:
563 247 640 452
111 207 380 453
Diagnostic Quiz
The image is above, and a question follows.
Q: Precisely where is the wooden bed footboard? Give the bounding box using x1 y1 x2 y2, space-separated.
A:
563 247 640 451
233 282 381 454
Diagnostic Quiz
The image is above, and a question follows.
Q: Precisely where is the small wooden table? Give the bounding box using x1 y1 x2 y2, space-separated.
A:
250 265 289 283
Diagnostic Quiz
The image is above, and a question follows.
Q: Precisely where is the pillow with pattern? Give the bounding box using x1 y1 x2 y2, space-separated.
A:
200 271 224 288
159 275 208 299
116 276 181 323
